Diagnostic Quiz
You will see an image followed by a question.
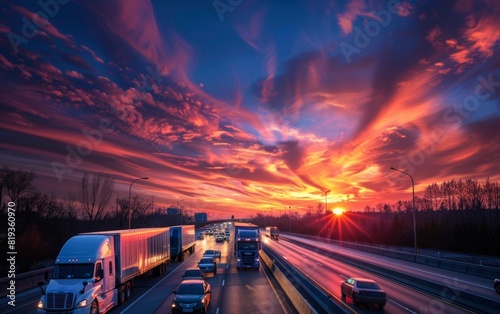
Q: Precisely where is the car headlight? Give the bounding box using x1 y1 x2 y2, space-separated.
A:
76 299 88 308
37 300 44 309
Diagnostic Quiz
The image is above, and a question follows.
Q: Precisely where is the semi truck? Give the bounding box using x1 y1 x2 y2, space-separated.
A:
265 226 280 240
170 225 196 261
234 222 261 270
37 228 170 314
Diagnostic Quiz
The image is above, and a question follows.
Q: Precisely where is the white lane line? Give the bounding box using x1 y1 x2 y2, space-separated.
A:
216 308 220 314
246 285 257 292
222 280 225 286
226 264 229 269
315 261 324 267
119 262 184 314
389 299 418 314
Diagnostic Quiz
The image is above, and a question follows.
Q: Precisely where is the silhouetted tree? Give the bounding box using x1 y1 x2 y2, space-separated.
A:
78 172 115 230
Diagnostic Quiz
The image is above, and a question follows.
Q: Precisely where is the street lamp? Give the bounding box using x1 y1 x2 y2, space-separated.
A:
390 167 418 254
321 189 331 214
128 177 149 229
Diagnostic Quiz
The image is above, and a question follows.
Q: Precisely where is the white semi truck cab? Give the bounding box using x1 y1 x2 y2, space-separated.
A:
38 235 116 313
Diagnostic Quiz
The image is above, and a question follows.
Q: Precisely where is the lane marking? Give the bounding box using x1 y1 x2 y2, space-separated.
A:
222 280 225 286
119 262 185 314
246 285 257 292
315 261 323 267
389 299 418 314
216 308 220 314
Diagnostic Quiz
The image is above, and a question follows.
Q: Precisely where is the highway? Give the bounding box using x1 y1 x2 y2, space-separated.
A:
4 230 500 314
2 231 287 314
264 233 500 313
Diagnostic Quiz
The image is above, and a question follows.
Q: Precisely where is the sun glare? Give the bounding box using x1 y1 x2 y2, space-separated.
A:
332 207 344 216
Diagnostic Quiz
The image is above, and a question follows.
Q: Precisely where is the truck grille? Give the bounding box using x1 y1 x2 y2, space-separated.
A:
46 292 75 310
241 252 256 265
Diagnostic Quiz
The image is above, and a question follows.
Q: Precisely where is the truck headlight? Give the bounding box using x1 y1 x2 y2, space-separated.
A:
37 300 44 309
255 258 259 262
76 299 88 308
237 258 241 262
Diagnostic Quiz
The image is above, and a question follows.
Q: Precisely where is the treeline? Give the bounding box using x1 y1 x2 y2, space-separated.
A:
253 178 500 258
1 167 499 272
254 208 500 257
0 167 191 272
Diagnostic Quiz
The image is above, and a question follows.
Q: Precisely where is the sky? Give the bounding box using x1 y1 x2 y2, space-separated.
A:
1 0 500 217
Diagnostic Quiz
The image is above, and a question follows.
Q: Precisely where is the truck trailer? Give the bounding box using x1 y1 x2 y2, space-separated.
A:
170 225 196 261
265 226 279 240
234 222 261 270
37 228 170 314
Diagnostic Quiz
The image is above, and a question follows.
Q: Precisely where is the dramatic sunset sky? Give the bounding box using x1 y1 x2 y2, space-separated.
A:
1 0 500 217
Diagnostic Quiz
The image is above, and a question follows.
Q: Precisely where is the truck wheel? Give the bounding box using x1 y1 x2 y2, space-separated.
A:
126 281 132 300
118 285 126 305
90 300 99 314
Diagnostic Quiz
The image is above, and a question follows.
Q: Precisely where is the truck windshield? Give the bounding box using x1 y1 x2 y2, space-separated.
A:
53 264 94 279
237 242 258 250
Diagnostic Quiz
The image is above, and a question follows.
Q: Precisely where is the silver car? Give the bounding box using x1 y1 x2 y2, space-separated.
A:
341 277 386 308
198 257 217 275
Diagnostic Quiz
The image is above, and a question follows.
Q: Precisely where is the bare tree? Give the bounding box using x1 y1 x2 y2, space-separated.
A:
79 172 115 230
64 192 80 220
1 167 37 210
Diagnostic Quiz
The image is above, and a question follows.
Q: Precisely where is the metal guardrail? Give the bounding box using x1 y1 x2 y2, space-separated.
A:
261 246 353 314
283 232 500 279
0 266 53 298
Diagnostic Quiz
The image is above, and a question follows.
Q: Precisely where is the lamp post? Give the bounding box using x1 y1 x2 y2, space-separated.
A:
321 189 331 214
128 177 149 229
390 167 417 254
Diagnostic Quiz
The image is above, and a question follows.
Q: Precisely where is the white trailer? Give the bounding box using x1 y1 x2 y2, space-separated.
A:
37 228 170 314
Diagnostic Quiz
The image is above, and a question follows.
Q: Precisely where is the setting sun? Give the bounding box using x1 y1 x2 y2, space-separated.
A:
332 207 345 216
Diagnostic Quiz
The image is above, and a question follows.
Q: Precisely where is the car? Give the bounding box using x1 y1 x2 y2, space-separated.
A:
198 257 217 275
340 277 386 308
215 234 224 242
495 279 500 294
181 267 205 280
198 233 204 240
172 279 211 313
203 249 221 259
